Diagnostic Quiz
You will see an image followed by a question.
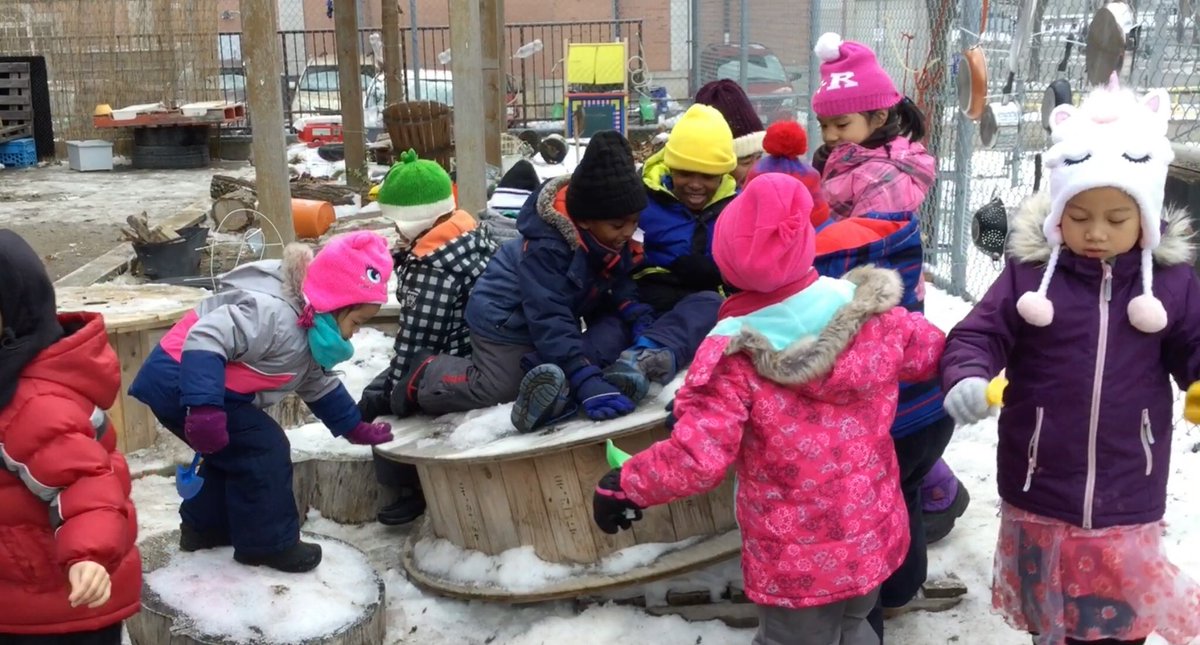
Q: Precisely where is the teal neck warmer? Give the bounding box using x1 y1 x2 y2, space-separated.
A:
307 312 354 369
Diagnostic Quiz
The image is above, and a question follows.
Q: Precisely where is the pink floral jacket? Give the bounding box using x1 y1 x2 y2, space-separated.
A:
822 137 935 221
620 267 946 608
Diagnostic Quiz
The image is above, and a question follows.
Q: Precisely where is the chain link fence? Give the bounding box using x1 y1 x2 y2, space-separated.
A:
685 0 1200 302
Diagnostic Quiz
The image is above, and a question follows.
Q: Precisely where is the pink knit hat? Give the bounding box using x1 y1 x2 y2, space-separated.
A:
713 173 816 294
811 32 902 117
302 231 394 313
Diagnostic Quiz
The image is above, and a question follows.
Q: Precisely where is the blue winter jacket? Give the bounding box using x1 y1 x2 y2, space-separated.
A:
634 150 737 311
465 175 642 377
812 211 947 437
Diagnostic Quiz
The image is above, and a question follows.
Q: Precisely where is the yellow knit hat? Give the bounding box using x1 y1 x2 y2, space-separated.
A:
664 104 736 175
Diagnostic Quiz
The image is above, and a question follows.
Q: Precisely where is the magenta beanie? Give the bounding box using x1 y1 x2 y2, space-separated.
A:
302 231 394 313
713 174 816 294
810 32 902 118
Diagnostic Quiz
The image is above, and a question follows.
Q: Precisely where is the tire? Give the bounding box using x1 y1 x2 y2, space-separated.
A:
131 143 210 169
133 125 210 147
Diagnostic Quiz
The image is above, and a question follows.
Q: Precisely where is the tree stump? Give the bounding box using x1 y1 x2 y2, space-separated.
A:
289 423 385 524
127 531 387 645
269 393 314 429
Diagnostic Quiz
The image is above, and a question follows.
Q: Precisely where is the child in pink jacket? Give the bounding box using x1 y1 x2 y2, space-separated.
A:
591 174 946 644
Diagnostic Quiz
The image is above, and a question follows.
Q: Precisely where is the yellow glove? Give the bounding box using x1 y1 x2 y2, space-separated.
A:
1185 382 1200 424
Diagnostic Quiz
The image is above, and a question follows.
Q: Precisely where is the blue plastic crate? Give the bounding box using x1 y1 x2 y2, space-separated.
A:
0 137 36 169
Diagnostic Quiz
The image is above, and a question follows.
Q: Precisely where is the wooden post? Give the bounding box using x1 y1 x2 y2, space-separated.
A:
382 0 403 110
449 0 486 212
335 0 368 190
240 0 295 255
481 0 505 168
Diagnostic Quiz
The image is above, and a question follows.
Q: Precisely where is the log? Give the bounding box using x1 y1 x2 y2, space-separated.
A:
210 175 357 206
292 457 386 525
209 189 258 232
268 392 314 429
127 531 387 645
124 212 182 244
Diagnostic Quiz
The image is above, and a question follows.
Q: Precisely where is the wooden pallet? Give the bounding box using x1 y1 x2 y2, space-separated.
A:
0 62 32 142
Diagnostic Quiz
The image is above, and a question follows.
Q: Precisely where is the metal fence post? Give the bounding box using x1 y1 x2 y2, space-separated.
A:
690 0 700 97
951 0 981 299
808 0 822 135
738 0 749 89
410 0 421 100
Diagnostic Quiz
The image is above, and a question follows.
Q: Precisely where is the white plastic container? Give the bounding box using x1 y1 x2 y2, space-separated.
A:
67 140 114 172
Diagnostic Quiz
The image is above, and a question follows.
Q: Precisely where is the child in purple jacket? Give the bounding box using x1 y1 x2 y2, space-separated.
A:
942 77 1200 645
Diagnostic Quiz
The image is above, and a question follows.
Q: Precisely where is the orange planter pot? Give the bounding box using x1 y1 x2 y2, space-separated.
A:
292 198 336 239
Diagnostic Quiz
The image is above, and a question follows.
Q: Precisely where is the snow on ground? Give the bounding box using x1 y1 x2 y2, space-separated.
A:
126 284 1200 644
0 161 253 228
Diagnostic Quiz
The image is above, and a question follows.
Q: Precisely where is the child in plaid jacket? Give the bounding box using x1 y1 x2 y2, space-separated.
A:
357 150 496 526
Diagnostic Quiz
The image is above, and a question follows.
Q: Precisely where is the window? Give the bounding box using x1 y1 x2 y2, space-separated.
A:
714 54 788 84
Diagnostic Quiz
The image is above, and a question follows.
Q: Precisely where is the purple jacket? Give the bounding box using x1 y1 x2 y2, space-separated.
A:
942 192 1200 529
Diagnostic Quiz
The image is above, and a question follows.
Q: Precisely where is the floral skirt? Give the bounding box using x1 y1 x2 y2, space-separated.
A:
992 503 1200 645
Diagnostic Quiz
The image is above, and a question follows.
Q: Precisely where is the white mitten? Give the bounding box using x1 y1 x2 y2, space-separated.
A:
944 377 991 426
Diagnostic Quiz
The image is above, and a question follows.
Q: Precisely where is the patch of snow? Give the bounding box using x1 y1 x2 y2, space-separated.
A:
145 537 379 643
439 404 516 449
340 327 395 403
505 604 747 644
411 533 704 592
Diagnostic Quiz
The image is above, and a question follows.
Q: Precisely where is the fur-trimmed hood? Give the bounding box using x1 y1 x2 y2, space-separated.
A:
1007 191 1195 267
217 243 312 313
723 266 904 385
522 174 583 250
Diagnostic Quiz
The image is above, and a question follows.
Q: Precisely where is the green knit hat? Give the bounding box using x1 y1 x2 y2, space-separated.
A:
376 149 456 239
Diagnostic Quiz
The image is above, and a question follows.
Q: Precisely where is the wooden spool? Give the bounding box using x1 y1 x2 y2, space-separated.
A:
374 403 741 602
56 285 207 453
289 424 386 524
127 531 386 645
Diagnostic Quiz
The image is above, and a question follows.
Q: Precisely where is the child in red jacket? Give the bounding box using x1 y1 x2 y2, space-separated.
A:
0 230 140 645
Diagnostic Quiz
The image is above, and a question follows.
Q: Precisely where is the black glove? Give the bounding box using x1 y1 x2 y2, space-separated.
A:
667 255 724 291
593 468 643 534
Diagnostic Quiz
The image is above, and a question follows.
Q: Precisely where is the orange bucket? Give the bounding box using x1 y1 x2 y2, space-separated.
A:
291 198 335 239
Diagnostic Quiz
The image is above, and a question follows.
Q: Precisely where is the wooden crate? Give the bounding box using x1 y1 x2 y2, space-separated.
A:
0 62 32 143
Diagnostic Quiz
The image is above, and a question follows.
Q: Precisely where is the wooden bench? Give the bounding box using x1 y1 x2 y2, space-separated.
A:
374 379 741 603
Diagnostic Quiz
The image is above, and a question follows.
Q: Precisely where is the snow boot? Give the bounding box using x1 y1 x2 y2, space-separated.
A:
512 364 575 433
388 350 435 418
614 346 678 386
922 459 971 545
601 358 651 403
234 540 323 573
377 487 427 526
179 523 231 552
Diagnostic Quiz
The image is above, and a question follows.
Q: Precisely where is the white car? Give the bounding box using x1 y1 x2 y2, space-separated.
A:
362 69 522 140
291 54 378 123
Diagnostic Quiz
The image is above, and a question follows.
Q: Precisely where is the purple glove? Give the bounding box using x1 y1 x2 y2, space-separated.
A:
184 406 229 454
344 421 394 445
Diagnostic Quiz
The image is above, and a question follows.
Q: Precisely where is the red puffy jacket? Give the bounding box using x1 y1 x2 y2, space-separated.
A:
0 312 141 634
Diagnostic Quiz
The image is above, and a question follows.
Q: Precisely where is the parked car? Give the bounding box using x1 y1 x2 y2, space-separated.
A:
697 42 801 121
362 69 523 140
208 65 247 104
291 54 378 123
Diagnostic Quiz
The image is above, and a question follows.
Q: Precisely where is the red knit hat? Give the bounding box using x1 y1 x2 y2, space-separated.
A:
811 33 902 118
745 121 831 228
713 174 816 294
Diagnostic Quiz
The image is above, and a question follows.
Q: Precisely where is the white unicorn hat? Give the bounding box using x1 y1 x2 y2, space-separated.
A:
1016 73 1175 333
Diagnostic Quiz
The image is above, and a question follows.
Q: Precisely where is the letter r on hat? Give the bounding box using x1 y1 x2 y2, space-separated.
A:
827 72 858 90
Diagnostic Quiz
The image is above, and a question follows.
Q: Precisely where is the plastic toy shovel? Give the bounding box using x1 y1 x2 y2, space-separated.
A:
175 453 205 500
1186 382 1200 424
986 375 1009 408
606 439 633 469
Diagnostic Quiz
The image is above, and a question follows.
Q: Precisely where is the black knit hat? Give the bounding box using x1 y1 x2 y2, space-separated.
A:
694 79 766 158
499 159 541 192
565 131 648 221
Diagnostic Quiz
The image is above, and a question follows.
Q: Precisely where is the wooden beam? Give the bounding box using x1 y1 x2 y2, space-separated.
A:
480 0 505 167
240 0 295 257
449 0 487 213
335 0 368 190
382 0 404 111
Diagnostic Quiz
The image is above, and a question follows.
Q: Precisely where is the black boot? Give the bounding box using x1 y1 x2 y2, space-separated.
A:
377 487 427 526
234 540 323 573
389 350 436 418
179 522 232 552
